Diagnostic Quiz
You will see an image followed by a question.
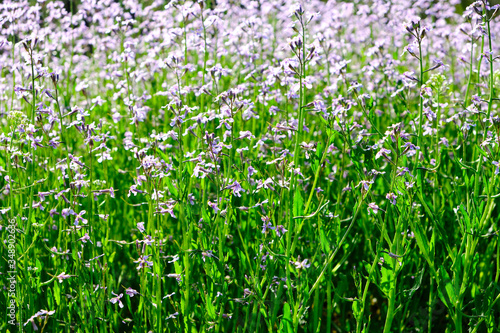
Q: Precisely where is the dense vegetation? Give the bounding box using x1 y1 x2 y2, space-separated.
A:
1 0 500 332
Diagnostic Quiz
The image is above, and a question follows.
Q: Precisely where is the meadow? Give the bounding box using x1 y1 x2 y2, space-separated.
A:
1 0 500 332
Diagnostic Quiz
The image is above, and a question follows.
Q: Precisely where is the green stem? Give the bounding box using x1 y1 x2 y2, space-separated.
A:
417 36 425 196
287 14 307 315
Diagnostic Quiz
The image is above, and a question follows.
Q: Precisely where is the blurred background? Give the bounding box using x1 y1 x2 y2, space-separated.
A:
53 0 500 15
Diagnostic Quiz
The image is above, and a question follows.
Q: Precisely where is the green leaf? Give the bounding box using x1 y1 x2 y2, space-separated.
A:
108 251 116 264
312 158 319 173
410 220 431 264
403 267 425 299
165 177 179 198
259 307 268 320
316 142 323 159
156 148 170 162
36 258 42 271
293 188 303 218
172 155 180 168
202 207 211 225
319 116 328 126
53 281 61 306
437 265 456 310
47 287 54 309
464 173 470 188
205 292 216 319
319 229 330 253
182 167 191 181
459 204 471 232
455 159 476 173
283 302 293 333
379 260 393 296
476 147 490 159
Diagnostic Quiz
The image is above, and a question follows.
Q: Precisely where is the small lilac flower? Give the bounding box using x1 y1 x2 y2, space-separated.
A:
439 137 450 148
294 258 311 270
243 288 253 297
342 185 352 192
491 161 500 175
238 131 256 140
188 193 195 205
166 312 179 320
248 165 256 177
401 142 420 157
134 255 153 270
386 193 397 205
32 201 44 211
276 225 288 237
405 181 415 188
110 292 124 308
262 221 274 234
24 310 56 331
56 272 75 283
396 167 412 177
166 274 182 282
78 233 92 244
356 180 374 192
208 200 219 213
226 180 245 197
61 208 76 218
368 202 381 214
423 107 436 121
202 251 217 262
74 210 88 225
375 148 391 160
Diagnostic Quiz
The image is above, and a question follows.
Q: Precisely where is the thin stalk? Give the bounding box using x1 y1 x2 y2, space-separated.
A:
198 3 209 151
382 149 401 333
21 46 38 332
417 35 425 195
287 12 307 315
428 276 434 332
290 131 334 254
464 37 475 109
486 11 494 119
475 6 495 202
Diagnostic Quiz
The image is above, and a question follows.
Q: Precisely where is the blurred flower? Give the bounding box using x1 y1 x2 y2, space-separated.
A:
110 292 124 308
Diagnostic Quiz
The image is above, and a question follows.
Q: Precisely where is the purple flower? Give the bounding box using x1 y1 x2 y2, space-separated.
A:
375 148 391 160
262 220 274 234
368 202 381 214
226 180 245 197
423 107 436 121
32 201 44 211
275 225 288 237
134 255 153 270
74 210 88 225
493 161 500 175
248 165 256 177
78 233 92 244
24 310 56 331
437 137 448 147
397 167 412 178
61 208 76 218
110 292 124 308
386 193 397 205
293 258 311 270
208 200 219 213
56 272 75 283
356 180 374 192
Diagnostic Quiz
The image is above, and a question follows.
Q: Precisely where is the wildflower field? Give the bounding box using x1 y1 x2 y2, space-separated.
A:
2 0 500 331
